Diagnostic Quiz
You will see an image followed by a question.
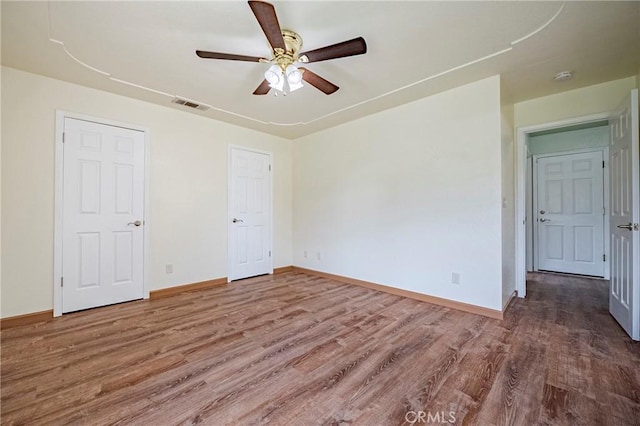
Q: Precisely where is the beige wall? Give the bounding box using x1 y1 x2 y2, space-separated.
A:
514 77 636 129
500 82 516 308
4 66 637 319
0 65 3 310
1 66 293 318
293 76 504 311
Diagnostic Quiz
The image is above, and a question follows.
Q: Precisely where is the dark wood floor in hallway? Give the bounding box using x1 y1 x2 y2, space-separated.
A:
1 271 639 425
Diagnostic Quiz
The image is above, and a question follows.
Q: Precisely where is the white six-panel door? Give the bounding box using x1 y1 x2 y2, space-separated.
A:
62 118 145 312
536 151 605 276
228 147 272 281
609 89 639 341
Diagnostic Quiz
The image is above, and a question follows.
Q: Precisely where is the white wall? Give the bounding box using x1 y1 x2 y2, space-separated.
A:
293 76 504 311
501 83 516 308
1 66 293 318
514 77 636 129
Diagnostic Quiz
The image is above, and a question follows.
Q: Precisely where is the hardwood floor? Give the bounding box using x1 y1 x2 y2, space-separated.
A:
1 271 639 425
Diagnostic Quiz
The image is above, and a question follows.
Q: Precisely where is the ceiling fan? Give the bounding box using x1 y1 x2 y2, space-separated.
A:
196 1 367 96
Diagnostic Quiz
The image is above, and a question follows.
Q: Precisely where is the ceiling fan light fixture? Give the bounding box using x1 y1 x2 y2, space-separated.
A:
288 80 304 92
285 64 303 85
270 78 285 92
264 64 283 87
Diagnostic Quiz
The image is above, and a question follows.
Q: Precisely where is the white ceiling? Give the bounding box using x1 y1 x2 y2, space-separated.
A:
2 1 639 139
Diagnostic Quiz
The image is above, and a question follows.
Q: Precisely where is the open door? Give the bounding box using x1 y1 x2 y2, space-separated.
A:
609 89 639 341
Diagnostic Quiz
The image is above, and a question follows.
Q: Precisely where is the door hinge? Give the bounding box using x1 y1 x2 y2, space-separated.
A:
61 277 64 287
603 254 606 262
602 161 605 168
62 132 65 143
269 164 271 171
269 250 271 257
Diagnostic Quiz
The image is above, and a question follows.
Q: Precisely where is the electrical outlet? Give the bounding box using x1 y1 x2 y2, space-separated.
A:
451 272 460 285
316 252 321 261
304 250 307 259
166 264 174 274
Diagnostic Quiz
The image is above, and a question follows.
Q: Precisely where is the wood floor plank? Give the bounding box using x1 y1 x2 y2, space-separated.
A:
2 271 640 425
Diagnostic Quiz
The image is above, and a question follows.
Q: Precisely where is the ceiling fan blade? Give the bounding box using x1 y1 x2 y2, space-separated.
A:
299 37 367 63
248 1 286 51
196 50 264 62
253 79 271 95
300 68 339 95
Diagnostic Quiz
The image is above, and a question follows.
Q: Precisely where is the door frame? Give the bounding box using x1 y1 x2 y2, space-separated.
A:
53 111 151 317
531 147 610 278
227 145 274 282
516 112 610 297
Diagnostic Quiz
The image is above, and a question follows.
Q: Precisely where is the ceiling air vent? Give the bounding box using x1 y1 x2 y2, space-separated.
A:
171 97 209 111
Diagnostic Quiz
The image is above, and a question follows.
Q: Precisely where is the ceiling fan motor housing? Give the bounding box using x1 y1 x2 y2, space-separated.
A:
273 29 303 70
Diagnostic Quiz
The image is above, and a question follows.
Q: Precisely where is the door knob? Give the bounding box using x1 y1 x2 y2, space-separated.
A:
232 218 243 223
128 220 142 227
540 218 550 223
539 210 546 214
617 223 634 231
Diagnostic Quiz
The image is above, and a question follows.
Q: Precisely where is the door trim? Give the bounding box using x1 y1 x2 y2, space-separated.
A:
53 111 151 317
516 112 610 298
227 145 274 282
531 147 609 277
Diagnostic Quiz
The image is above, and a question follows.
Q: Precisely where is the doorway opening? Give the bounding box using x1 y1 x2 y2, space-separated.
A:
515 113 611 298
526 121 610 279
515 90 639 341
